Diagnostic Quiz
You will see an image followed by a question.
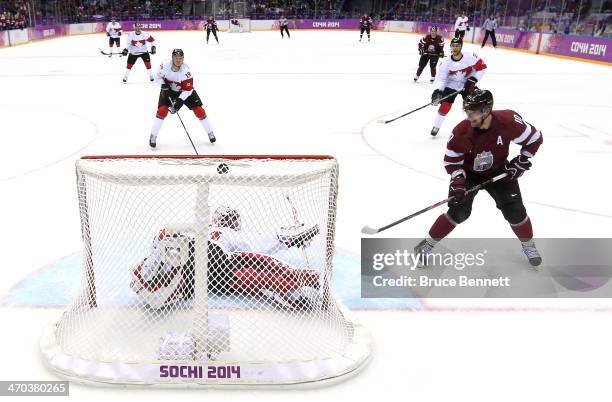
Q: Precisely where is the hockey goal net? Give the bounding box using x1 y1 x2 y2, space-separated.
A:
227 18 251 33
41 155 371 386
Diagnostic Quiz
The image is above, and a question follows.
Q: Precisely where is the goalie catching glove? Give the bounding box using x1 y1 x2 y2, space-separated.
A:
277 224 320 248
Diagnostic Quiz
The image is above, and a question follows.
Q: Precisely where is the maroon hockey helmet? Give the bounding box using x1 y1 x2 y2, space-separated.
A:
430 26 439 33
463 89 494 112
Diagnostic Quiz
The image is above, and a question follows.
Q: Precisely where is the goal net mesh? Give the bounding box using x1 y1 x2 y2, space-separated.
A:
41 155 370 386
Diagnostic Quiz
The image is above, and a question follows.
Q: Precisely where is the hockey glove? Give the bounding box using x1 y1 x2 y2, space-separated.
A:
463 76 478 93
277 225 320 249
431 89 443 105
467 26 471 31
106 32 110 36
169 98 184 114
118 31 121 36
150 45 157 54
449 174 467 206
504 155 531 180
161 84 170 93
121 48 128 56
418 47 424 56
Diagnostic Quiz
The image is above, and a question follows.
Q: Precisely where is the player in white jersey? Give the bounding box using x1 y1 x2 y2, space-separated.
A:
121 23 156 83
130 206 322 309
454 12 470 39
149 49 216 148
105 17 122 57
429 38 487 136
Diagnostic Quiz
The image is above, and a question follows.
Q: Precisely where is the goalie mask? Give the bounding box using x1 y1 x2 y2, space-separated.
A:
213 207 242 230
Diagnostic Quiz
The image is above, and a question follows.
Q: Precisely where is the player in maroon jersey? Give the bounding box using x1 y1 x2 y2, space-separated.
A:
359 14 373 42
414 26 445 83
205 16 219 44
415 89 544 266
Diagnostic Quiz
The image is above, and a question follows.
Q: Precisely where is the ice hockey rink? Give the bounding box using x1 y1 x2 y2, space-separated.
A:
1 29 612 400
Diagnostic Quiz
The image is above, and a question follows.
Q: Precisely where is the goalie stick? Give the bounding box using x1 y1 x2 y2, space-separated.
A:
284 195 311 267
362 173 507 235
377 89 462 124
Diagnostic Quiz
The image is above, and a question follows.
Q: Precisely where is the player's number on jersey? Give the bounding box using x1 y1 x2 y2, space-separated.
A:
513 114 525 127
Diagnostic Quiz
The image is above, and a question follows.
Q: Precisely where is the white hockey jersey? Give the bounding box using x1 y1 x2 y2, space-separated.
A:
433 52 487 92
106 22 122 38
155 60 194 101
126 31 155 55
209 227 284 255
454 16 469 31
147 225 286 262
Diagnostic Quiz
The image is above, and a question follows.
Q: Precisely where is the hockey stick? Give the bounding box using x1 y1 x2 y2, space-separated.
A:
170 97 199 155
361 173 507 235
285 195 311 268
98 48 123 56
377 89 462 124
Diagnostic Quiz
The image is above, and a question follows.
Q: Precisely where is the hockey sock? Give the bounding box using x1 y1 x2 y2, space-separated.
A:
151 117 164 137
510 217 533 242
433 112 447 129
428 213 457 240
124 68 132 78
433 102 452 128
199 116 213 134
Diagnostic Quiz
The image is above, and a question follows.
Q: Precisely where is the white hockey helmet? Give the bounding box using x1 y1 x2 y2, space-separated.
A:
212 206 241 230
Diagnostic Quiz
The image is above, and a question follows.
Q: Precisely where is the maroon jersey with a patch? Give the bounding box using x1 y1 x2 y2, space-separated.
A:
419 34 444 56
444 110 543 178
205 20 218 30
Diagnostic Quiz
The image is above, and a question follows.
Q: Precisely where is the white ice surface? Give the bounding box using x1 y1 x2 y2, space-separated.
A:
1 30 611 401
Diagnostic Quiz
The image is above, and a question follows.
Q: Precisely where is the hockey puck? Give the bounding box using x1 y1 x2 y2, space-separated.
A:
217 163 229 174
